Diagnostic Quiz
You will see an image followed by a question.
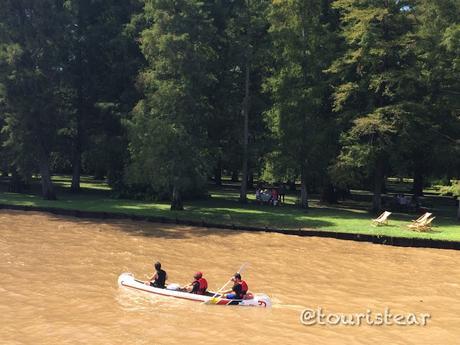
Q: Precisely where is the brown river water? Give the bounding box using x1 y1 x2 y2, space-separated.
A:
1 210 459 345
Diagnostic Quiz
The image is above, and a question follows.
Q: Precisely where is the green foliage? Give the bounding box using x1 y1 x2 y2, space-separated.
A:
59 0 143 188
412 0 460 178
205 0 272 185
127 101 209 197
0 0 74 198
439 181 460 197
265 0 340 205
0 0 459 211
327 2 407 201
0 0 143 197
127 0 217 206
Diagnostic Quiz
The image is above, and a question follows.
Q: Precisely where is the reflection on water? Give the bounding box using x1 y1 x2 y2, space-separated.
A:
1 210 460 345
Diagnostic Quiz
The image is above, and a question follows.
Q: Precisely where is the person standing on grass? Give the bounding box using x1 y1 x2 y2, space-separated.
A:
271 188 279 206
145 261 167 288
279 183 286 203
256 188 261 203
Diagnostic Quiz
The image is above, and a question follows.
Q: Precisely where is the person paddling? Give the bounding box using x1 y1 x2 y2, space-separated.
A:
145 261 167 288
183 272 208 295
221 273 248 299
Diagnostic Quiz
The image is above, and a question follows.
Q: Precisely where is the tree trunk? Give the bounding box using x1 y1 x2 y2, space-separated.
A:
1 163 8 177
71 91 82 192
71 2 86 193
94 169 105 181
214 159 222 186
300 168 309 209
457 198 460 221
71 148 81 192
372 158 385 212
38 154 56 200
170 185 183 211
8 170 23 193
239 45 250 204
381 177 387 194
231 170 239 182
413 170 424 197
247 171 254 190
321 183 338 204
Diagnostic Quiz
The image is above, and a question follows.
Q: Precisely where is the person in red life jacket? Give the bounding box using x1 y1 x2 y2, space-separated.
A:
221 273 248 299
271 188 279 206
182 272 208 295
145 261 168 288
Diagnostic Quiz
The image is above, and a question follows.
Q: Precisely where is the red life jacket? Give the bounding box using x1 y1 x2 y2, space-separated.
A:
195 278 208 295
240 280 248 295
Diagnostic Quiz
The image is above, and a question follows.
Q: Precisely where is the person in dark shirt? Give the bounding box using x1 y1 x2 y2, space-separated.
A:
221 273 248 299
279 183 286 203
145 261 167 288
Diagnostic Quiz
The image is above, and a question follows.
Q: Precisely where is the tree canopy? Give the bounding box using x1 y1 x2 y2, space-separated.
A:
0 0 458 211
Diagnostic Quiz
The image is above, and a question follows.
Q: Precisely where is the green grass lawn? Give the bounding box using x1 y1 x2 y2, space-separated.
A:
0 175 459 241
51 175 111 190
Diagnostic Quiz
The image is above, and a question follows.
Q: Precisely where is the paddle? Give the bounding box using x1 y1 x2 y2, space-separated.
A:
204 262 249 305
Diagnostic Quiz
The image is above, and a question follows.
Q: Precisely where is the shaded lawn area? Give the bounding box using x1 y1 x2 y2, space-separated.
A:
0 176 459 241
51 175 111 190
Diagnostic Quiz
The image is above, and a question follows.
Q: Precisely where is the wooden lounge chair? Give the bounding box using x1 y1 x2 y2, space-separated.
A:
411 212 432 224
371 211 391 226
407 216 435 232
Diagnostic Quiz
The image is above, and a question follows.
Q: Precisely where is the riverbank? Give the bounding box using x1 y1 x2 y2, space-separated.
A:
1 197 459 250
1 175 459 246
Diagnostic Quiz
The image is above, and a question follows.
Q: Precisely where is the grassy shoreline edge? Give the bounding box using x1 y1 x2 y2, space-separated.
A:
1 202 459 251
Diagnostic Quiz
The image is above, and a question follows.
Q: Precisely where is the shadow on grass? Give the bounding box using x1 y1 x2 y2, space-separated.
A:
2 185 458 240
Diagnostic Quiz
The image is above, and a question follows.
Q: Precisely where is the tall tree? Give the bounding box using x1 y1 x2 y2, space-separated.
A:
266 0 339 208
62 0 143 192
409 0 460 192
0 0 70 199
239 0 252 202
207 0 271 194
329 0 418 211
127 0 217 210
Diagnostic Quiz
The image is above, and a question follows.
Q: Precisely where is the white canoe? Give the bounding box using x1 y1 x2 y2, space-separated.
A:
118 272 271 307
